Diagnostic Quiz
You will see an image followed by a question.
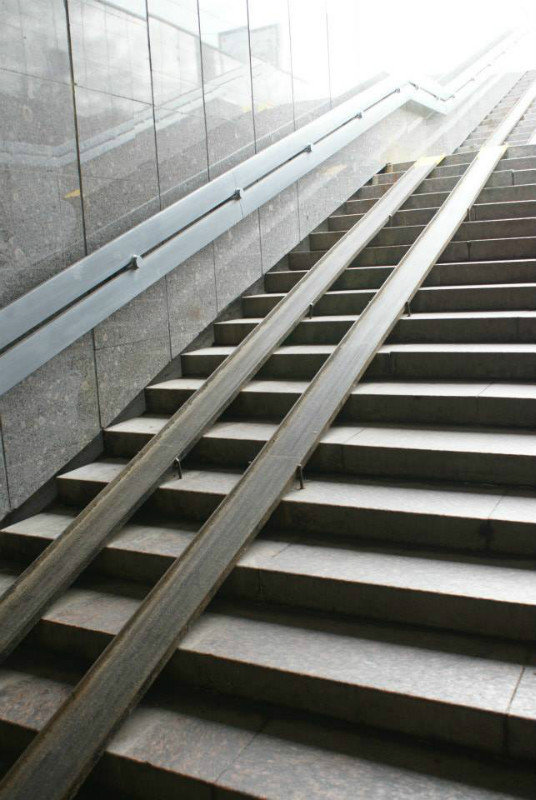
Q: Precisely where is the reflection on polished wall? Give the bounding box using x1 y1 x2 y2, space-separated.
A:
0 0 366 309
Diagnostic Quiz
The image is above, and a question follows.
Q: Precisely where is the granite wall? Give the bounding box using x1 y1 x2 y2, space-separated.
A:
0 0 519 518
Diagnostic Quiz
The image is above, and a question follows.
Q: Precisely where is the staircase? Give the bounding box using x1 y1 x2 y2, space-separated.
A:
1 74 536 798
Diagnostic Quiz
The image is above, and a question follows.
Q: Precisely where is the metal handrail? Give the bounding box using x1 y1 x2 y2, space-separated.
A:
0 28 522 396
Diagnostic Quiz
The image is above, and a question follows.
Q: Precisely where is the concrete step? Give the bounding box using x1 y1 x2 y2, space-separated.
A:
373 156 536 186
243 283 536 317
391 144 536 172
329 200 536 231
350 236 536 269
266 260 536 293
146 376 536 429
289 235 536 270
216 311 536 346
105 413 536 488
442 144 536 167
345 182 536 214
181 342 536 381
0 562 533 758
358 168 536 200
55 460 536 557
5 510 536 642
312 217 536 250
1 654 533 800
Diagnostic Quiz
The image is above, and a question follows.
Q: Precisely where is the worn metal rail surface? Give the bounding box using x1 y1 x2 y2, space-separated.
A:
0 30 522 396
0 155 441 662
3 71 534 797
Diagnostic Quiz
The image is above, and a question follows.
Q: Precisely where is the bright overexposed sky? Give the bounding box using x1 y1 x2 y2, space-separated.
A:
353 0 536 79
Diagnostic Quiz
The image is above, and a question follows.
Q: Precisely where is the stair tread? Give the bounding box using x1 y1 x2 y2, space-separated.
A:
57 461 536 531
226 310 536 324
1 658 532 800
5 511 536 606
148 377 536 401
0 560 527 723
107 417 536 460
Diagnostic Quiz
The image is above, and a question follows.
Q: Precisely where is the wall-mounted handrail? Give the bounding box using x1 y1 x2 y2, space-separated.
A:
0 28 522 396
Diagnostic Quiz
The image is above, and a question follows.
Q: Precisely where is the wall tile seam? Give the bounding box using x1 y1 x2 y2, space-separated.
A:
245 0 259 155
143 0 174 361
0 414 12 513
64 0 104 435
195 0 215 190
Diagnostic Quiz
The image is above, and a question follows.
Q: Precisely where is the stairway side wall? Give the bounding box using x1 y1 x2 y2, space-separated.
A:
0 70 518 521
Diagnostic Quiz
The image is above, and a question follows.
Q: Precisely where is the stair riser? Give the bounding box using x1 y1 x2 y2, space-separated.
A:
56 476 536 556
242 292 373 317
417 169 536 196
243 286 536 318
374 157 536 185
267 261 536 293
440 145 536 167
314 218 536 250
23 615 511 757
345 181 536 215
216 315 536 347
330 200 536 231
289 236 536 269
350 238 536 268
182 349 536 381
5 528 530 642
106 429 536 489
167 651 525 758
368 350 536 381
228 570 535 642
265 266 392 292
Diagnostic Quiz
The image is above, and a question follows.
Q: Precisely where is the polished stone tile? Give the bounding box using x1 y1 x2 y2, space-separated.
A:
217 714 536 800
259 183 300 271
155 106 209 207
95 336 171 427
289 0 331 129
74 85 160 252
297 128 380 237
166 244 217 357
108 687 264 787
0 0 71 84
507 665 536 759
0 335 100 509
248 0 294 151
148 1 209 205
198 0 255 177
0 68 85 308
93 278 170 351
147 0 202 109
67 0 152 104
213 213 262 311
